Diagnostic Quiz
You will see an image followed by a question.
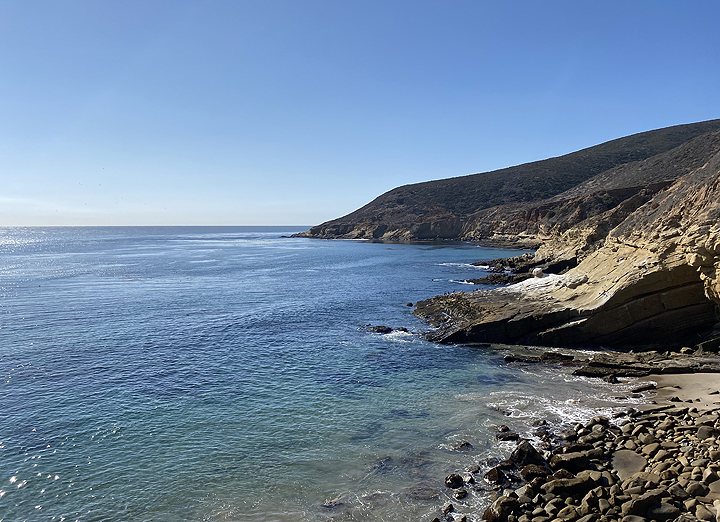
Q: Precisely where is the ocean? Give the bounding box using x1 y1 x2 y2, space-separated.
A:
0 227 643 521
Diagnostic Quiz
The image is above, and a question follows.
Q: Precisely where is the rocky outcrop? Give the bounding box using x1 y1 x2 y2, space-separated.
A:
295 120 720 244
414 147 720 348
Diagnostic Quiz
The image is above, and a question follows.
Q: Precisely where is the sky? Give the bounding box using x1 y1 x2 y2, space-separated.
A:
1 1 719 226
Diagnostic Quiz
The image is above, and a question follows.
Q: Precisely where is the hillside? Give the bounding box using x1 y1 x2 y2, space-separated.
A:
294 119 720 243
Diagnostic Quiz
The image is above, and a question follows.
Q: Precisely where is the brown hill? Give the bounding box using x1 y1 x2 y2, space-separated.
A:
295 119 720 243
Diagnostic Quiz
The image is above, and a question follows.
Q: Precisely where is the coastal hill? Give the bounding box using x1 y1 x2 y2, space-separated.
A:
294 119 720 245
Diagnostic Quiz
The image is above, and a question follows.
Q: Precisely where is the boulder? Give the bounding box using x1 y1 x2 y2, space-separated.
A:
509 441 544 468
445 474 464 489
483 495 520 522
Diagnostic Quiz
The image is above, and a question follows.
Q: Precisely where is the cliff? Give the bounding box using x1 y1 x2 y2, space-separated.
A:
413 145 720 348
295 119 720 244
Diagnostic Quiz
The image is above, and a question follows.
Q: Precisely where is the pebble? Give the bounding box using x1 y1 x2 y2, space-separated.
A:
435 397 720 522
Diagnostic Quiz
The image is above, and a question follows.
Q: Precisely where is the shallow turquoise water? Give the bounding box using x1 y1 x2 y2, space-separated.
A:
0 227 641 521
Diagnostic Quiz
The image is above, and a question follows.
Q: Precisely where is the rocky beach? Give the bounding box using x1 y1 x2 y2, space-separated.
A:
426 348 720 522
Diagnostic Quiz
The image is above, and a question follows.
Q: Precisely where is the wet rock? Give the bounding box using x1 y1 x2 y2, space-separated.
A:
497 432 521 441
540 352 575 363
368 325 393 334
445 474 464 489
450 440 474 451
485 466 506 485
509 441 544 467
453 488 468 500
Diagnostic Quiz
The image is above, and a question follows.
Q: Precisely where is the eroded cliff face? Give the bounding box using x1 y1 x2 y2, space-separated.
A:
414 150 720 348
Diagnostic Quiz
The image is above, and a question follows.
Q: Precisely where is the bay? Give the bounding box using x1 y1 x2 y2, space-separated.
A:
0 227 640 521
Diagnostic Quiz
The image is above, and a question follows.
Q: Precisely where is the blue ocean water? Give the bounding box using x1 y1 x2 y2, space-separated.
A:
0 227 641 522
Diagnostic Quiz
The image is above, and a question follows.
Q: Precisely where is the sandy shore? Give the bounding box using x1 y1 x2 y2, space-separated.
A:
639 373 720 413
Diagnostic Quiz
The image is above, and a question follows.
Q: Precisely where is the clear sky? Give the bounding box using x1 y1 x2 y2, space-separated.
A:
1 0 719 226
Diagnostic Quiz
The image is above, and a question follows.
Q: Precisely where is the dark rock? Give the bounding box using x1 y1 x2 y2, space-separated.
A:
368 325 392 334
667 483 690 500
540 352 575 363
450 441 474 451
603 374 620 383
509 441 544 467
453 489 468 500
520 464 553 481
485 466 506 485
497 432 520 441
697 426 718 440
550 452 590 473
483 495 520 522
445 474 464 489
442 503 454 515
551 469 575 480
685 481 709 496
558 429 579 442
541 477 595 497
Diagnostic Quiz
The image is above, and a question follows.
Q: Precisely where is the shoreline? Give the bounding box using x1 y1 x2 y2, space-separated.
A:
428 350 720 522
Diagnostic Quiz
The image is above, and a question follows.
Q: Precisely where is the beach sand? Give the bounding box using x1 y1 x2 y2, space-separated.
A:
639 372 720 412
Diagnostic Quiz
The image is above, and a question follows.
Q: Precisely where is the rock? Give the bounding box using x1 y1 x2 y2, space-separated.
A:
668 483 691 500
540 352 575 363
485 466 506 485
698 426 719 440
442 503 454 515
556 505 578 520
612 450 649 481
686 482 709 497
646 502 682 521
368 325 392 334
497 432 521 441
620 488 666 516
509 441 544 467
695 503 715 521
453 488 468 499
483 495 520 522
445 474 464 489
451 441 474 451
621 516 647 522
520 464 553 481
542 477 596 497
550 452 590 473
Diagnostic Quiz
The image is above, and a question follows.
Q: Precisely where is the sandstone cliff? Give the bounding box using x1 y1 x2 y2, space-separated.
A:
414 147 720 348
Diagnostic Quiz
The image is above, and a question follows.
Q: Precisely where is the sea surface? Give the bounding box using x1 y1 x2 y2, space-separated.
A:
0 227 643 522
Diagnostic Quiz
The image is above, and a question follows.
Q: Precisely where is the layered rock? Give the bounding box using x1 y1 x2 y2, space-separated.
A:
414 148 720 348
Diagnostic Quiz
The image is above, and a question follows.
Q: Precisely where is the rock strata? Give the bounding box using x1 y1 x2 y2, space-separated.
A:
414 144 720 348
431 404 720 522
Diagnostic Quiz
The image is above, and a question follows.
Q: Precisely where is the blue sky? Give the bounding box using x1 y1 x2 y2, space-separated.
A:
1 0 719 226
